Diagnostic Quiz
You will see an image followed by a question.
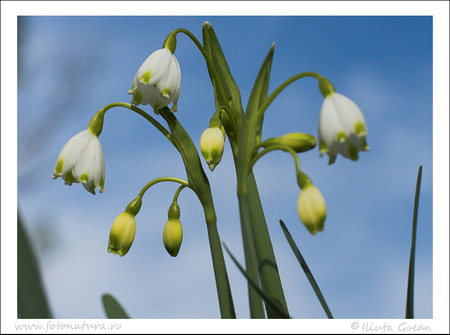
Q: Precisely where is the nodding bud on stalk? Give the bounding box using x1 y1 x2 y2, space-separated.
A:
163 201 183 257
297 183 326 235
261 133 317 153
200 126 226 171
108 197 142 256
108 212 137 256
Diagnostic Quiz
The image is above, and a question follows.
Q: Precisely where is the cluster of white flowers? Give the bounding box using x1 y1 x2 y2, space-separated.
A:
52 41 369 241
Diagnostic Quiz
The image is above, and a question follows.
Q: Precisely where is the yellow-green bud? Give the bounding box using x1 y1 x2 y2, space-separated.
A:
262 133 316 153
297 184 326 235
200 127 226 171
108 212 136 256
163 218 183 257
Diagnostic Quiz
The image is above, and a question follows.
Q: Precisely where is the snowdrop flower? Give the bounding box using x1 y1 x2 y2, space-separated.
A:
318 92 369 165
52 129 105 195
200 126 226 171
128 48 181 114
297 184 326 235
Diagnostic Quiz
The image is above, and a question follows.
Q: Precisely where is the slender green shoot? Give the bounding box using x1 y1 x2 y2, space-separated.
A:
406 165 423 319
280 220 333 319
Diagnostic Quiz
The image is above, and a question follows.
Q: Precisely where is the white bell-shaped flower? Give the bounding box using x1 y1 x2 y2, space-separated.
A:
318 92 369 164
52 129 105 194
128 48 181 114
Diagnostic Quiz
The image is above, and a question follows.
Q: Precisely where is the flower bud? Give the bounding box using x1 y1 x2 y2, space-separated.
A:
261 133 316 153
200 127 226 171
108 212 136 256
163 202 183 257
297 184 326 235
163 218 183 257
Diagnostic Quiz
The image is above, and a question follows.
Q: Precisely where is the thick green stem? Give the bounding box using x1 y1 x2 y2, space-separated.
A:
206 219 237 319
160 109 235 318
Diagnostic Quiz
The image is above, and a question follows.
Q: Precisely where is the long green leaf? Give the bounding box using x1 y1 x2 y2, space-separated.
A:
279 220 333 318
405 165 422 319
223 243 290 319
102 294 130 319
246 43 274 117
237 44 275 193
237 193 267 318
18 211 52 318
202 22 244 150
247 174 289 318
202 22 243 114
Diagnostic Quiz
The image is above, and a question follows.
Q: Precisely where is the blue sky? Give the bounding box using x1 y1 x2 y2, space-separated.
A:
3 1 449 332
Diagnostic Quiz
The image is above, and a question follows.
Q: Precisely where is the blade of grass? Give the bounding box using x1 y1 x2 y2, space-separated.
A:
102 294 130 319
405 165 423 319
223 243 290 319
280 220 333 319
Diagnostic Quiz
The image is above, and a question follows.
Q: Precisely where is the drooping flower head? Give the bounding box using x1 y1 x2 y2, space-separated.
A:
52 129 105 194
318 78 369 164
128 48 181 114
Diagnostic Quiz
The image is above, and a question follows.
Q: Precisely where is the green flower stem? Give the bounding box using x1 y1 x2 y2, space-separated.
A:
95 102 174 144
172 184 187 203
251 144 302 187
137 177 190 199
258 72 324 118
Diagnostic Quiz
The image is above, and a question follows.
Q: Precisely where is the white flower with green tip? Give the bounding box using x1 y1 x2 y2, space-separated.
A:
52 129 105 195
318 92 369 165
128 48 181 114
